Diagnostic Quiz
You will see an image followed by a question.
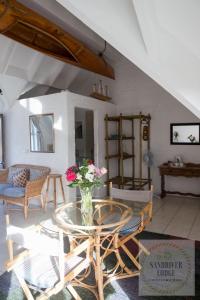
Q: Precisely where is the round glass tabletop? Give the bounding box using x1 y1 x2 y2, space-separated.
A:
41 198 148 237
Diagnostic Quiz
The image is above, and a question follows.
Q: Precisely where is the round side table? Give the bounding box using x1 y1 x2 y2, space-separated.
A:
45 174 66 208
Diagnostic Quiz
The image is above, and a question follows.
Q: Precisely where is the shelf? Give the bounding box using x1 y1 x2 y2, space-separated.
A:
105 153 135 160
104 115 151 121
106 176 132 185
123 153 135 160
90 92 111 101
106 176 150 187
105 136 135 141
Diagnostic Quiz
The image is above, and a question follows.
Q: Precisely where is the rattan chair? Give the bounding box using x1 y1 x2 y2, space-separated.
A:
5 215 92 300
109 183 153 271
0 164 50 219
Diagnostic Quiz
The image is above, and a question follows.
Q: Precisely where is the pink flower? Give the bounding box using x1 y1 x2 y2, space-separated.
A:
88 164 96 173
95 167 102 177
100 167 107 175
66 170 77 182
66 166 73 173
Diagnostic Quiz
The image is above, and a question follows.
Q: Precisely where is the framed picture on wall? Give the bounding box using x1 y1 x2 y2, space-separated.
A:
170 123 200 145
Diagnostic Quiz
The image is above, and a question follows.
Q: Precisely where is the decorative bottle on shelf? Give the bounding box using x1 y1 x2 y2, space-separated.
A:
98 80 103 95
92 84 97 93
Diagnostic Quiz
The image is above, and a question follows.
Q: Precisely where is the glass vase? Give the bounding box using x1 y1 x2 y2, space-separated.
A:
79 186 93 225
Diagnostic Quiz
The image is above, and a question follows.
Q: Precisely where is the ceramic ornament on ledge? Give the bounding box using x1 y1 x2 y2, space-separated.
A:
90 80 111 101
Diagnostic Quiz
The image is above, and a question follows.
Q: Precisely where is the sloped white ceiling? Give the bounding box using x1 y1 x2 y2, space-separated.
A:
56 0 200 118
0 74 27 111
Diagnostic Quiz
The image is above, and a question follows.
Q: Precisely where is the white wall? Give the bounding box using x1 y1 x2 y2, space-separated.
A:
5 92 68 172
5 91 116 200
113 58 200 194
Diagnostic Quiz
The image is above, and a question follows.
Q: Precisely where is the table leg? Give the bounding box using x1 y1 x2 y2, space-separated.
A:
160 174 166 198
95 235 104 300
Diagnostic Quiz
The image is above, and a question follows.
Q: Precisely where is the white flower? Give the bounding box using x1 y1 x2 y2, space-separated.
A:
76 173 82 181
85 172 94 182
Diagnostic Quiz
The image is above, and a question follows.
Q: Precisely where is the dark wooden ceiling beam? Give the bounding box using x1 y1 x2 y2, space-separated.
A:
0 0 115 79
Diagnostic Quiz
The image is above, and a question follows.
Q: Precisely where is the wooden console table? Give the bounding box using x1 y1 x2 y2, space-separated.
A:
159 163 200 198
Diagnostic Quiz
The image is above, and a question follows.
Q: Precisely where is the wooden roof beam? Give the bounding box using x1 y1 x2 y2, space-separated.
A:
0 0 115 79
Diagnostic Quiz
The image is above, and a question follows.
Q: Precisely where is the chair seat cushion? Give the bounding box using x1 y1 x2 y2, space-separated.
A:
104 213 142 234
120 216 142 234
14 253 87 288
0 183 12 194
3 187 25 198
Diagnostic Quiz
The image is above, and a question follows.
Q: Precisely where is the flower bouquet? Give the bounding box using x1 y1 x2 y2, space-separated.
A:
66 159 107 225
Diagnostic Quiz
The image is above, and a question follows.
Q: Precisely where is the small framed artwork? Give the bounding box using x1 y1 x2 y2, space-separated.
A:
170 123 200 145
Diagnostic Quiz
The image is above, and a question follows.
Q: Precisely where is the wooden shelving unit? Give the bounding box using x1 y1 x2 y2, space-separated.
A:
105 113 151 193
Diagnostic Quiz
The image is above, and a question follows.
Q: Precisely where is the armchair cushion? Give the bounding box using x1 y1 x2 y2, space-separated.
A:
3 187 25 198
13 168 30 187
8 167 25 184
0 183 12 193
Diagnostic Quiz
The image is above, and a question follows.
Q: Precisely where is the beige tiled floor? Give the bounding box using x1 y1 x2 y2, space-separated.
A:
146 195 200 240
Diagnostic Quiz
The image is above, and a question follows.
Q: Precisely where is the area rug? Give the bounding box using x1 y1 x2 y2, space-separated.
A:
0 231 199 300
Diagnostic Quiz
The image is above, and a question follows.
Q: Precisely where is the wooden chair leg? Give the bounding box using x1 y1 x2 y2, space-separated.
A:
44 192 48 212
24 201 28 219
131 236 150 255
67 284 82 300
120 243 142 270
44 176 50 210
7 240 14 261
15 271 34 300
5 215 14 261
59 177 66 204
53 177 57 209
40 194 44 209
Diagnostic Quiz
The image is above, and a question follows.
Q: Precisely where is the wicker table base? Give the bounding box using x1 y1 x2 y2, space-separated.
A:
54 200 141 300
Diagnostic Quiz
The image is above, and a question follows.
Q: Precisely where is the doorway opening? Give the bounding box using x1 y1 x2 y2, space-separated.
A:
75 107 94 166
